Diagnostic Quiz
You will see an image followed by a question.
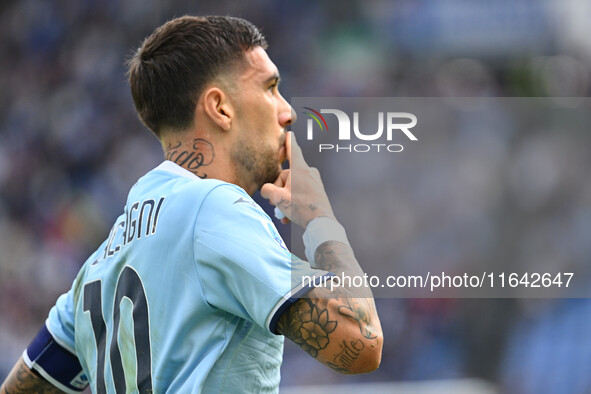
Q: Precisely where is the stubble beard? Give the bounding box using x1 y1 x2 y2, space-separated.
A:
231 135 281 192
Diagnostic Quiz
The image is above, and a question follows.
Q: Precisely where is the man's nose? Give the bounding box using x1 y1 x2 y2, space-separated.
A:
278 95 295 127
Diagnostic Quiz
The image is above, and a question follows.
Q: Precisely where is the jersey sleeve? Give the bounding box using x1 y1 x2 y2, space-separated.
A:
193 184 332 334
45 286 77 353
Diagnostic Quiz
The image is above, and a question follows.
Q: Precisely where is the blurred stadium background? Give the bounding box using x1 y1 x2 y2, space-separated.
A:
2 1 591 393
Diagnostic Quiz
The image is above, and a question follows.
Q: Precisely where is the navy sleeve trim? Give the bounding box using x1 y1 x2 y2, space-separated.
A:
23 323 88 393
268 272 335 335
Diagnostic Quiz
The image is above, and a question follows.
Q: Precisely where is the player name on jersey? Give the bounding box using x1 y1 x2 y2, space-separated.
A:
102 197 166 259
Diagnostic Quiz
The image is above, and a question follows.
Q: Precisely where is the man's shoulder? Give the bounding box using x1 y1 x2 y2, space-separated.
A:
163 176 249 210
136 162 261 219
135 161 233 199
147 161 255 207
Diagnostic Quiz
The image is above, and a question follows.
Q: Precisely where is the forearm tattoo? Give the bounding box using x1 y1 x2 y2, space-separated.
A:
277 240 380 371
277 293 378 372
1 360 63 394
314 242 378 339
165 139 215 178
332 339 365 369
314 241 358 276
278 299 337 358
338 297 378 339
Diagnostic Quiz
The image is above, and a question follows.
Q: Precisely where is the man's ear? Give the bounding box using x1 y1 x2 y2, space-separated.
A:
202 86 233 131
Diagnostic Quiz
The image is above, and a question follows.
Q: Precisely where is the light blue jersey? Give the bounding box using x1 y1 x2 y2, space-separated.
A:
43 161 330 393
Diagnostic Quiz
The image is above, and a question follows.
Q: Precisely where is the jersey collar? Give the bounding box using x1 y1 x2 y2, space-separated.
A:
155 160 201 180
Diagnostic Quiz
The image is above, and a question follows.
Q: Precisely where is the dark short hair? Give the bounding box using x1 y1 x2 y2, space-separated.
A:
127 15 267 137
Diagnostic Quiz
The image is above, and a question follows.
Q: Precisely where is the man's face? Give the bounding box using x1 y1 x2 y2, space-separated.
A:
229 46 293 194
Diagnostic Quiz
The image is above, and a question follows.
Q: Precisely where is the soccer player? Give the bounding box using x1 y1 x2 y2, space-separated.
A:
0 16 383 393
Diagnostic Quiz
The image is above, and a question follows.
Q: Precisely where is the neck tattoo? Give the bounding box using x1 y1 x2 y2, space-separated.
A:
165 138 215 178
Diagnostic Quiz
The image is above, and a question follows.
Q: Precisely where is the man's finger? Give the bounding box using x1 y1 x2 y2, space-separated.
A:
261 182 290 204
273 169 289 187
287 131 308 168
260 183 278 203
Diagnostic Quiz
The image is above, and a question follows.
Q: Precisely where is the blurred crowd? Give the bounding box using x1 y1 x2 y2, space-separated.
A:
2 0 591 392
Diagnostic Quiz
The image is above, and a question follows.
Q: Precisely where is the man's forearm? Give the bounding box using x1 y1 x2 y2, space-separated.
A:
0 357 63 394
313 240 380 336
279 239 383 373
314 240 374 297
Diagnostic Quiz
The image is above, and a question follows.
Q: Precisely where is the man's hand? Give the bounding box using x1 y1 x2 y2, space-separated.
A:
263 132 384 374
261 132 335 228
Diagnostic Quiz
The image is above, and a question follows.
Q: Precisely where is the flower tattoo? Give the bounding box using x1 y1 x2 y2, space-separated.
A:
281 300 337 358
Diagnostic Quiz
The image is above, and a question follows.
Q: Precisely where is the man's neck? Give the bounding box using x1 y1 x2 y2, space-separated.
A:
163 136 217 180
161 132 257 194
